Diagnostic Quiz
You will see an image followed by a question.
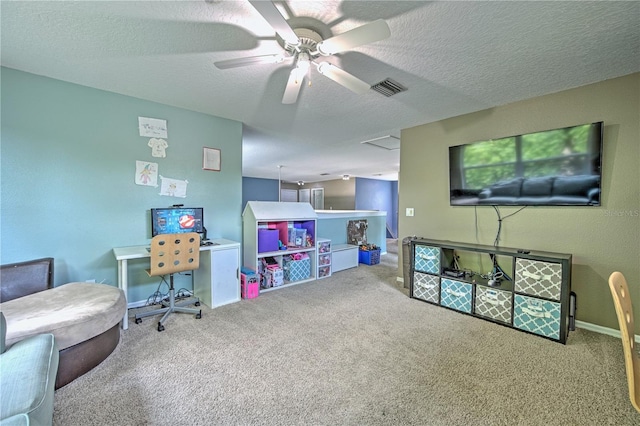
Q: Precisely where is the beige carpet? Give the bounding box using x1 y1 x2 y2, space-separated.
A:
53 252 639 425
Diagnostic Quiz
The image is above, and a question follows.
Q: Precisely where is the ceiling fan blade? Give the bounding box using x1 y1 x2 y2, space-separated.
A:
249 1 300 46
316 19 391 56
214 54 289 69
316 62 370 94
282 67 308 104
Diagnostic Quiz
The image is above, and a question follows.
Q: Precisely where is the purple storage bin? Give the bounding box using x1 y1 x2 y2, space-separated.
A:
258 229 279 253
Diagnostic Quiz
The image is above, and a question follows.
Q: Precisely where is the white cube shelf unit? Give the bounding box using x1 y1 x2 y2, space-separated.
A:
410 238 573 344
243 201 318 292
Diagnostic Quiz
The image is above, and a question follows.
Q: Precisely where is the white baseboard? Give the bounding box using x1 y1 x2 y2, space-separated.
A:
575 320 640 343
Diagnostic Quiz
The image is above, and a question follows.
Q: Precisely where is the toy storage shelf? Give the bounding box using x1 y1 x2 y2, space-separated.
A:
243 201 318 292
410 238 573 344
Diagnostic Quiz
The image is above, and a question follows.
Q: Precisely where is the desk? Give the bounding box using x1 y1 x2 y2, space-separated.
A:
113 238 240 329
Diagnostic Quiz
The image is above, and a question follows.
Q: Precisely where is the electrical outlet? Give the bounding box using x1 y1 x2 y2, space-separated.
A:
406 207 415 217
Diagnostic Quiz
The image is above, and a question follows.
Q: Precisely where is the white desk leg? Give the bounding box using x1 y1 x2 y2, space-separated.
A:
118 259 129 330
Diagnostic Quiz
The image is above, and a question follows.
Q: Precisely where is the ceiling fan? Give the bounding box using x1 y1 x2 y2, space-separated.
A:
214 1 391 104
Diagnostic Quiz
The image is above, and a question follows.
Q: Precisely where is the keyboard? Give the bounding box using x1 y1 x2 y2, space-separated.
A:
145 242 218 252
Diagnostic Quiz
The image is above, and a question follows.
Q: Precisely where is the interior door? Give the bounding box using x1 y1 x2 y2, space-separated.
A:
298 188 310 203
280 189 298 202
311 188 324 209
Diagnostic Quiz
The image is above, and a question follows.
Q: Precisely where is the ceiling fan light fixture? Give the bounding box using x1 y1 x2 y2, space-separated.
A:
290 55 310 85
240 2 391 104
295 52 311 73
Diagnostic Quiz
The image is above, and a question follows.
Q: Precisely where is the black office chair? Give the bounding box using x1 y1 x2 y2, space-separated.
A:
134 233 202 331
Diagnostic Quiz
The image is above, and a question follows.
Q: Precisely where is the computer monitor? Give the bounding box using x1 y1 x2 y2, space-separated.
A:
150 207 204 237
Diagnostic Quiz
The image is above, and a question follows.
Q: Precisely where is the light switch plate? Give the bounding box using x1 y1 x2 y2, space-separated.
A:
406 207 415 217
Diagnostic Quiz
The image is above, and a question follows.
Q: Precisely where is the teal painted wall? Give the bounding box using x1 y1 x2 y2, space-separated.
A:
1 67 243 303
316 215 387 253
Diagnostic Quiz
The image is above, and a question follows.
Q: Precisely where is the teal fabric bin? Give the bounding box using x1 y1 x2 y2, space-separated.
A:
513 294 561 340
282 257 311 282
414 245 440 274
440 279 472 313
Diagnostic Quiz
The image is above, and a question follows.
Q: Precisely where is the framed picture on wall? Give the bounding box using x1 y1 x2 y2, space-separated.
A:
203 147 221 171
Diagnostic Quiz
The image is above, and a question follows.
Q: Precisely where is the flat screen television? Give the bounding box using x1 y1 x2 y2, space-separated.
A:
449 121 603 206
150 207 204 237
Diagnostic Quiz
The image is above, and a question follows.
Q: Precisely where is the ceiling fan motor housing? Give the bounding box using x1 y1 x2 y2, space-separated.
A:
284 28 323 57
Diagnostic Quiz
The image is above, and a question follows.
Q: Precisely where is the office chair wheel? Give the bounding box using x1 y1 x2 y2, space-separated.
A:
195 301 201 306
195 311 202 319
157 322 165 332
135 318 142 324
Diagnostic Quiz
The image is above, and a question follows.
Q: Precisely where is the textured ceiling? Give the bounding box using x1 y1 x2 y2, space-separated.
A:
2 1 639 183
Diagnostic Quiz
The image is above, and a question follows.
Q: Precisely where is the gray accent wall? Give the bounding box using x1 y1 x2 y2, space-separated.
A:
399 73 640 331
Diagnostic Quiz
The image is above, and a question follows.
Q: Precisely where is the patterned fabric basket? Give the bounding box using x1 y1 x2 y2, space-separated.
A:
515 258 562 301
413 272 440 303
440 279 472 313
282 257 310 282
513 294 561 340
414 245 440 274
474 286 512 324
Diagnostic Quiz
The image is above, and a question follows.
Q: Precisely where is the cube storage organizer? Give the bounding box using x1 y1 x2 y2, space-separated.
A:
410 238 573 344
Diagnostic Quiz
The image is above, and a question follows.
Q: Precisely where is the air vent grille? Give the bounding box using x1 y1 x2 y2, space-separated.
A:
371 78 407 97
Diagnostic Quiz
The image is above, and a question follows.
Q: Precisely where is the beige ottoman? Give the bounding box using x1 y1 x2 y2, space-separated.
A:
0 282 126 388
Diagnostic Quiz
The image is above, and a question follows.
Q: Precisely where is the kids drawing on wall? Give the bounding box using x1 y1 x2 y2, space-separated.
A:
135 161 158 187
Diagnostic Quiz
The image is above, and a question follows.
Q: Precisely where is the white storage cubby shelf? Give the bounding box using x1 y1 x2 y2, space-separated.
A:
243 201 318 293
410 238 573 344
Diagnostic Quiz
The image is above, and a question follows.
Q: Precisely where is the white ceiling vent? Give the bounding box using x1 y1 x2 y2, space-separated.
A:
371 78 407 97
361 135 400 151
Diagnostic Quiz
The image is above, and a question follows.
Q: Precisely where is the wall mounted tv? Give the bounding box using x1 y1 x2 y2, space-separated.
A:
449 121 603 207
